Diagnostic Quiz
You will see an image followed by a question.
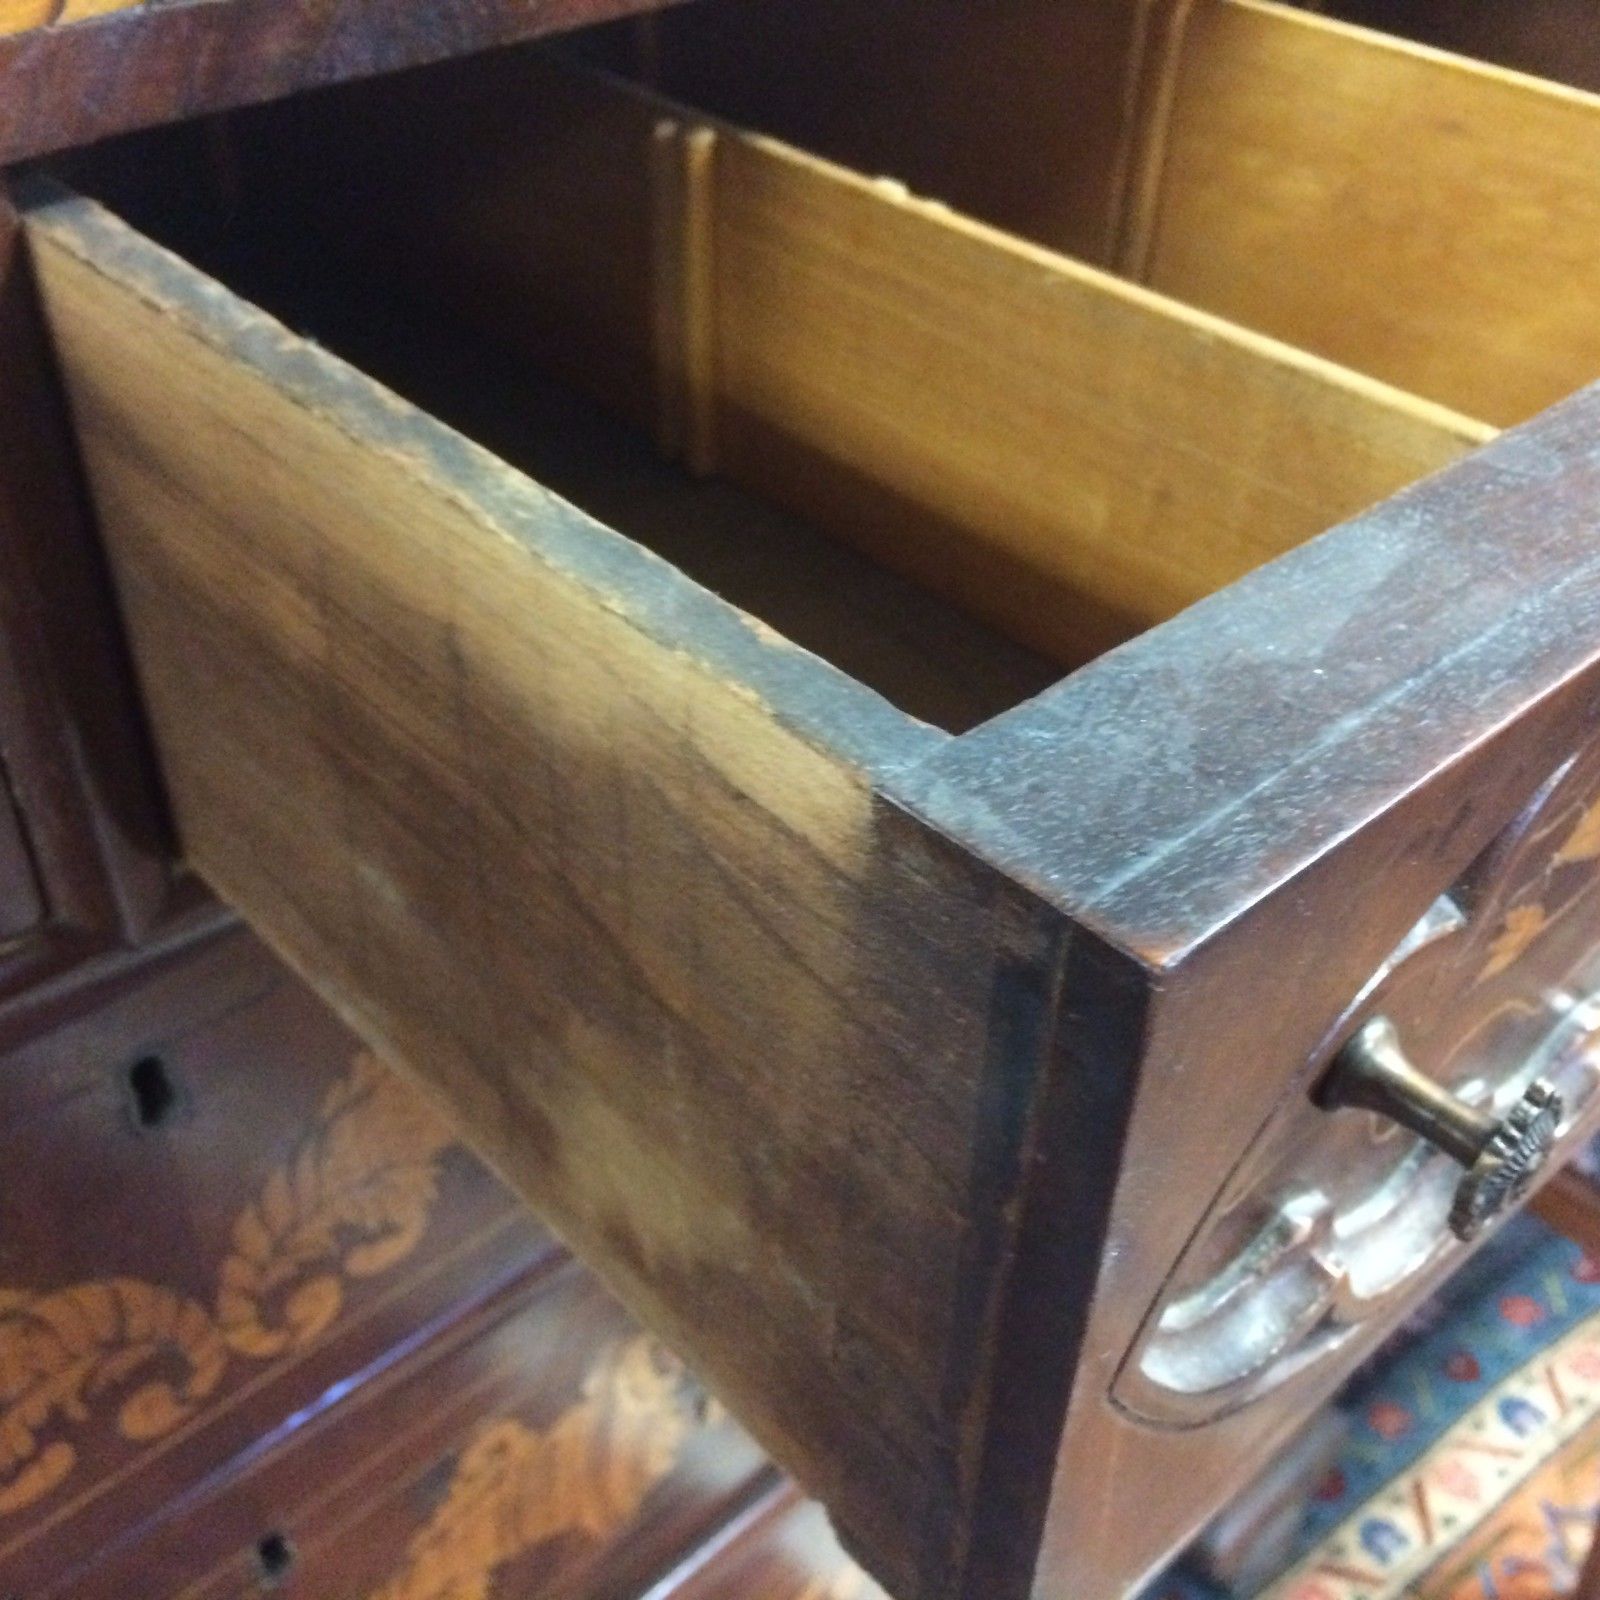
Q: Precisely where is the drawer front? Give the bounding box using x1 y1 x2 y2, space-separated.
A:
71 1265 770 1600
0 928 549 1595
24 23 1600 1600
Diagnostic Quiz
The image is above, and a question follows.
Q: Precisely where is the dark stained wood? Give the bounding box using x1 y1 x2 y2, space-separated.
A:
0 774 45 941
28 103 1600 1599
0 183 179 995
0 0 699 167
1536 1169 1600 1261
902 380 1600 1595
0 925 551 1595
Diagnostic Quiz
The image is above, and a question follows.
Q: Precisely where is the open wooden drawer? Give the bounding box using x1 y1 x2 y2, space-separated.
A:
632 0 1600 432
18 7 1600 1595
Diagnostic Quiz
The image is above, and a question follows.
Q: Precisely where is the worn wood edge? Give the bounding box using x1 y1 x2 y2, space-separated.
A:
17 177 941 785
943 917 1153 1599
892 383 1600 963
0 0 703 166
1232 0 1600 109
28 175 1080 1600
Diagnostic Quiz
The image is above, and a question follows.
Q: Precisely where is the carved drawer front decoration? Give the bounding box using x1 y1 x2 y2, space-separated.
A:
1118 743 1600 1426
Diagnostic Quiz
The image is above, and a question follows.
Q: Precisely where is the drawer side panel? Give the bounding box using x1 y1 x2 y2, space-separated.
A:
21 188 1079 1600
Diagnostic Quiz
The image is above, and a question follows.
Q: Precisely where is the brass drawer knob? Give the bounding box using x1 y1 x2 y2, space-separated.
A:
1324 1016 1563 1242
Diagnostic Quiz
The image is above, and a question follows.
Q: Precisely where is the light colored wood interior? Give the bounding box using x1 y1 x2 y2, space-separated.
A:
702 127 1483 663
210 49 1484 670
277 310 1066 733
1133 0 1600 428
646 0 1600 430
594 0 1150 269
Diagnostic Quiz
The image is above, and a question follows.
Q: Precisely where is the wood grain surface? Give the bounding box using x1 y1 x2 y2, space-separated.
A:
26 25 1600 1600
0 0 696 166
901 380 1600 1594
21 178 1092 1600
614 0 1145 268
638 0 1600 434
1327 0 1600 93
237 51 1488 667
0 927 551 1596
67 1265 771 1600
1133 0 1600 426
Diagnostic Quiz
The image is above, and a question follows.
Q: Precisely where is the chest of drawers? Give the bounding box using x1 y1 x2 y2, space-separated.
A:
7 3 1600 1596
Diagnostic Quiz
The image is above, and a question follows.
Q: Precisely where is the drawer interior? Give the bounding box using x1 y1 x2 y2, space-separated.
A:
627 0 1600 430
51 41 1484 709
26 20 1600 1600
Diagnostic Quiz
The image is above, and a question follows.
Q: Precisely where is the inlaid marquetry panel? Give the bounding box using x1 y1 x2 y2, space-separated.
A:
0 928 550 1596
67 1265 772 1600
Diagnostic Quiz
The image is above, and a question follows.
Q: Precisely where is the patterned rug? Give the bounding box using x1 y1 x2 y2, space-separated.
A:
1149 1216 1600 1600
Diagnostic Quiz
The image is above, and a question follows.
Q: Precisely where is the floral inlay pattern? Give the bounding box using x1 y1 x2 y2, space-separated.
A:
0 1053 454 1515
370 1336 720 1600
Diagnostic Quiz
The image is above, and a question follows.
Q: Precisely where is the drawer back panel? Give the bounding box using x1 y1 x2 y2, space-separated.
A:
642 0 1600 431
1131 0 1600 428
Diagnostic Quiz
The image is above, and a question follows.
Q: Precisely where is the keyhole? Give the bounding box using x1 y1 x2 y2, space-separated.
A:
126 1054 180 1130
255 1531 295 1587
